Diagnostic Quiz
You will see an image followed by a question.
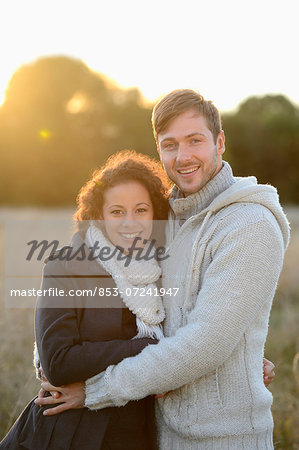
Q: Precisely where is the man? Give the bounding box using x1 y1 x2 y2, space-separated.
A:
37 90 288 448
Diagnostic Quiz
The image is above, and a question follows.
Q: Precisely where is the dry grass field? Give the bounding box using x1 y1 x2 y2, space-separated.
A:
0 207 298 448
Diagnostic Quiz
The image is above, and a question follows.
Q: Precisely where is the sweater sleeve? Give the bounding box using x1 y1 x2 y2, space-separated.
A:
35 262 157 387
84 217 284 410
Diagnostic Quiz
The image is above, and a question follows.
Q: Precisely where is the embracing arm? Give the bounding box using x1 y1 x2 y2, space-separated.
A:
83 217 285 409
35 263 156 387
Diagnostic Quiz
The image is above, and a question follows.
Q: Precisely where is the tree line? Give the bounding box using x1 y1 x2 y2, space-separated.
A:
0 56 298 205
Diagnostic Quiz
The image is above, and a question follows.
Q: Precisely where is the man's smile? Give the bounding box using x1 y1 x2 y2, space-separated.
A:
177 166 200 176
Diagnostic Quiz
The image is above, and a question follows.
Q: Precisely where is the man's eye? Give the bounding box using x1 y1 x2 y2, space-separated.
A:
163 143 175 150
191 138 201 144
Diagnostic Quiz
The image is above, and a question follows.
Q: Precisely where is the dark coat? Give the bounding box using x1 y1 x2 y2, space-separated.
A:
1 233 158 450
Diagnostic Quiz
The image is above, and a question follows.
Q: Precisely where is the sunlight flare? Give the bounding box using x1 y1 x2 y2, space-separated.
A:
38 129 52 140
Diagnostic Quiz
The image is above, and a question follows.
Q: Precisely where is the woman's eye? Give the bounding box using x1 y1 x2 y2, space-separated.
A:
136 208 147 213
111 210 123 215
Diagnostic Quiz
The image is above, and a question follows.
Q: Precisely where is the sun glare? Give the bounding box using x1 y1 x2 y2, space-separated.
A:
0 72 12 107
0 90 5 106
66 92 89 114
0 0 298 114
39 129 52 140
0 65 18 107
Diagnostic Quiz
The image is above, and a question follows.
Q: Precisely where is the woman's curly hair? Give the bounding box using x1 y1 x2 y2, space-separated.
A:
74 150 171 227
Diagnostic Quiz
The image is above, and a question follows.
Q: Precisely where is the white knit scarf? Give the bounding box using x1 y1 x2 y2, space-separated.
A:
85 222 165 340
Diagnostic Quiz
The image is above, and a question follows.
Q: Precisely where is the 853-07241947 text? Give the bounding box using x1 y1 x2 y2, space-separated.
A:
96 287 179 296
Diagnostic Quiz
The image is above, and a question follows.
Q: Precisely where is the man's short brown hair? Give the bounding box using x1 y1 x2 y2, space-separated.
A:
152 89 222 144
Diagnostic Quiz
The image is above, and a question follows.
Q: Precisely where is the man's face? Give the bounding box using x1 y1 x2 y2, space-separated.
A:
157 109 225 196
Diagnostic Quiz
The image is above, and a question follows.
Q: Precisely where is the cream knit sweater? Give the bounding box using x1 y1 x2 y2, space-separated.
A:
84 162 290 449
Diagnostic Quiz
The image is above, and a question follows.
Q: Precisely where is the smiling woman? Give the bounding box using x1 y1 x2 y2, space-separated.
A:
1 149 171 450
102 181 154 253
74 150 170 225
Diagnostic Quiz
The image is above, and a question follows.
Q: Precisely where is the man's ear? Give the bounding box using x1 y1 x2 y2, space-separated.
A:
216 130 225 155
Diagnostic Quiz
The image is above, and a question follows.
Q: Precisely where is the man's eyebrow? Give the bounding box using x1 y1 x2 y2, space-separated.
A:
160 132 206 144
185 132 206 138
160 137 176 144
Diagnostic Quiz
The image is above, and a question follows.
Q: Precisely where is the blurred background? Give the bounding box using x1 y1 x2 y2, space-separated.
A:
0 0 298 448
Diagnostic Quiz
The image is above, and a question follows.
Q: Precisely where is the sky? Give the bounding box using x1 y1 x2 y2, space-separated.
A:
0 0 298 112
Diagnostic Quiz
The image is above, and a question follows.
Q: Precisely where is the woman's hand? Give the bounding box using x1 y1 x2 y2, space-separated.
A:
263 357 275 387
38 365 61 400
34 381 86 415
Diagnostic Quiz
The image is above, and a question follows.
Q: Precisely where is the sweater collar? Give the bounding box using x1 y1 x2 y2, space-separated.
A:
169 161 236 219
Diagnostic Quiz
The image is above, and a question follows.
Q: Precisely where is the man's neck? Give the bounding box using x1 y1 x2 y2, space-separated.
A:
179 163 225 198
169 162 235 218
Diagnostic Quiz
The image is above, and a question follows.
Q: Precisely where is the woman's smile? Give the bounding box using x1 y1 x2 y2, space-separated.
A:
102 180 154 251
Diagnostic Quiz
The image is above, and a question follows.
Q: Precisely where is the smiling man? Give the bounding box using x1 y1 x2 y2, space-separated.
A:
156 106 224 196
36 90 289 449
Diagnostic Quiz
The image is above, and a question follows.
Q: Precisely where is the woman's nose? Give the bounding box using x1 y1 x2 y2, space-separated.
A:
121 212 136 227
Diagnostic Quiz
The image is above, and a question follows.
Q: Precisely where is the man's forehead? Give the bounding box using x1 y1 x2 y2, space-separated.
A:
158 111 209 141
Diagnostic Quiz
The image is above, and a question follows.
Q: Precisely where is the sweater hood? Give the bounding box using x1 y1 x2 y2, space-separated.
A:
169 163 290 251
205 176 290 250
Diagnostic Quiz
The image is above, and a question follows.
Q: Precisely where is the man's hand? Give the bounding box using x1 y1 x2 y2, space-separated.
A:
154 392 169 399
263 358 275 387
34 381 86 415
156 358 275 399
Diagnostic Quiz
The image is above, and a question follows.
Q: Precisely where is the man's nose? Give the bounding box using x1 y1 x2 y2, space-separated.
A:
176 143 192 164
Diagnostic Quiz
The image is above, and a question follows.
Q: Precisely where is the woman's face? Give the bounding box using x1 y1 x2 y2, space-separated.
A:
102 180 154 251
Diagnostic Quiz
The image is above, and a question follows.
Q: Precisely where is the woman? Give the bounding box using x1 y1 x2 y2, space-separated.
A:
1 150 171 450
